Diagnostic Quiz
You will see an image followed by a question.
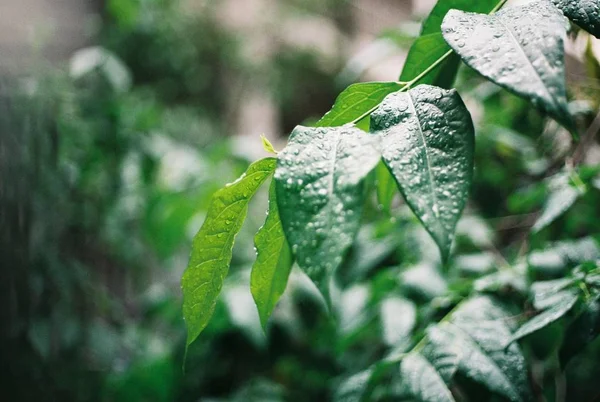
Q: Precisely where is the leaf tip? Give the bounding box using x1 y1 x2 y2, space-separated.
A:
261 134 278 154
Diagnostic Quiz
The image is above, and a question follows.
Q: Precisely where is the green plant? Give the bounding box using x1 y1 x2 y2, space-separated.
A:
181 0 600 400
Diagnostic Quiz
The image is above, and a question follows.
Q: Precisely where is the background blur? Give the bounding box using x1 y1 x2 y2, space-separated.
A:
1 0 599 401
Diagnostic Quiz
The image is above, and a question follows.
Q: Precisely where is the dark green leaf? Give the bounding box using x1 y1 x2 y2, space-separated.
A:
560 298 600 365
250 180 293 330
510 291 579 343
333 369 373 402
442 1 575 131
553 0 600 38
182 158 276 346
400 353 455 402
316 82 404 128
275 126 380 300
371 85 474 260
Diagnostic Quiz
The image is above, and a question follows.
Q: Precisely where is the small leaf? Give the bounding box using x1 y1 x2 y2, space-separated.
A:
250 180 293 330
380 297 417 347
400 353 455 402
182 158 276 346
442 0 575 131
553 0 600 38
532 174 583 232
400 0 501 87
316 82 404 128
371 85 474 260
275 126 380 300
510 291 579 344
532 278 577 310
261 134 278 154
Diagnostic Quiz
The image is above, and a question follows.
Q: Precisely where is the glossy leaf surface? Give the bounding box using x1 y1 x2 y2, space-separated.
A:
275 126 380 300
250 180 293 330
442 1 574 130
400 353 455 402
316 82 404 128
371 85 474 259
553 0 600 38
182 158 276 346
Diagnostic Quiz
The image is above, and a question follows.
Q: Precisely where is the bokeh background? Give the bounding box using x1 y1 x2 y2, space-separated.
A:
1 0 599 401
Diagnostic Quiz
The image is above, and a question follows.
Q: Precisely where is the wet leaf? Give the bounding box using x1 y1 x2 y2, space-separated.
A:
371 85 474 260
250 181 293 330
510 291 579 344
316 82 404 128
553 0 600 38
400 0 500 87
442 0 574 131
182 158 276 346
275 126 380 301
400 353 455 402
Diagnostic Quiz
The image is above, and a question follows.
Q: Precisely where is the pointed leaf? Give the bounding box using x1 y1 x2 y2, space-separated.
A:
371 85 474 259
275 126 380 300
316 82 404 128
182 158 276 346
400 0 501 87
250 180 293 330
400 353 455 402
553 0 600 38
532 174 582 232
442 1 574 130
510 291 579 343
375 160 397 212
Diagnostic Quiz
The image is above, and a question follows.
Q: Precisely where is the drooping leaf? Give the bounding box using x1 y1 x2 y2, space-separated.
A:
182 158 276 346
316 82 404 128
250 180 293 330
532 173 584 232
510 291 579 344
370 85 474 260
275 126 380 300
400 0 502 87
451 297 531 401
553 0 600 38
399 353 455 402
442 0 575 131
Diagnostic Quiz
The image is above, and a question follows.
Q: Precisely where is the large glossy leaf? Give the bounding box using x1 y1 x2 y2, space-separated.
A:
275 126 380 300
316 82 404 128
371 85 474 260
510 291 579 343
442 0 574 131
553 0 600 38
250 180 293 330
400 353 455 402
182 158 276 346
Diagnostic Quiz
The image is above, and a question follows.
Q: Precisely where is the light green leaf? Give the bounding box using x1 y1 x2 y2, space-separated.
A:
275 126 380 300
250 180 293 330
400 0 502 87
182 158 276 346
371 85 474 260
316 82 404 128
510 291 579 343
442 0 575 131
261 134 278 154
375 160 396 212
400 353 455 402
532 173 583 232
553 0 600 38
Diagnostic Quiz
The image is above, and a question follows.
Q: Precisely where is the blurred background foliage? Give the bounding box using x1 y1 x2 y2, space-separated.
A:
1 0 599 401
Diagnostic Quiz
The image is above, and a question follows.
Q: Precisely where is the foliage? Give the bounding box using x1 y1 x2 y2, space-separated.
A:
182 0 600 401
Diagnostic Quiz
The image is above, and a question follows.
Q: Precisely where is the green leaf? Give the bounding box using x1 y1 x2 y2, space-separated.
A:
532 174 583 232
451 297 531 401
400 353 455 402
560 297 600 365
510 291 579 344
399 0 502 87
261 134 278 154
371 85 474 260
442 0 575 131
375 160 396 212
316 82 404 128
553 0 600 38
181 158 276 346
532 278 578 310
275 126 380 300
333 369 374 402
250 180 293 330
